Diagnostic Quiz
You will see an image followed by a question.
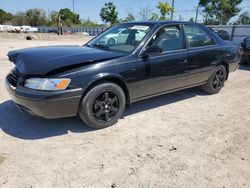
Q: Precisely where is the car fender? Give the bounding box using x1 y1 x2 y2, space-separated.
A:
82 72 131 104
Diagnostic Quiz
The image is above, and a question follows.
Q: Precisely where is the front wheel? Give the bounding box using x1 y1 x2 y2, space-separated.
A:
201 65 227 94
79 82 126 129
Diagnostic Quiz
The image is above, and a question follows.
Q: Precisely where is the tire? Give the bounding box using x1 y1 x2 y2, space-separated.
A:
79 82 126 129
107 38 115 45
201 65 227 94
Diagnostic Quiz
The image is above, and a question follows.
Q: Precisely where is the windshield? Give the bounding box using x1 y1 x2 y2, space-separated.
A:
87 23 153 53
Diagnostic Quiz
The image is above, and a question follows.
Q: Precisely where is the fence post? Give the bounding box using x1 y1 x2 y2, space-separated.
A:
231 25 236 41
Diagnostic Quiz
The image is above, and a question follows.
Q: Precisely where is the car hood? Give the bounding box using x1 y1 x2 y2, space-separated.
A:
7 45 125 75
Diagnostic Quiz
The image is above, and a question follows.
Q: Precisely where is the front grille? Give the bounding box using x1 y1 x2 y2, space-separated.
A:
246 39 250 49
7 68 21 87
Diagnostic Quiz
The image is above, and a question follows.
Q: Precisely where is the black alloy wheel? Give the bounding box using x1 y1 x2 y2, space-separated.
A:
93 91 119 122
212 69 225 90
201 65 227 94
79 82 126 129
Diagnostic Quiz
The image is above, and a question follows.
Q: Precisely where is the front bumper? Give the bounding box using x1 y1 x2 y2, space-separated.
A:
5 77 83 119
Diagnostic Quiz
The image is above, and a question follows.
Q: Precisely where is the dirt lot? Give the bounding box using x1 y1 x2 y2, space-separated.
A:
0 35 250 188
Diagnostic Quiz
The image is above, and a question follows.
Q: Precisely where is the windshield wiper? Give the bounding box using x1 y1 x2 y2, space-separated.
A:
92 44 110 51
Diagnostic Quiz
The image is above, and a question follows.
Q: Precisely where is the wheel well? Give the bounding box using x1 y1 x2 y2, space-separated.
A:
81 78 131 106
108 38 115 43
219 62 229 80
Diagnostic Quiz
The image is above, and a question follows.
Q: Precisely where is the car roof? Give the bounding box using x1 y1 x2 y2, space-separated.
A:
122 20 201 26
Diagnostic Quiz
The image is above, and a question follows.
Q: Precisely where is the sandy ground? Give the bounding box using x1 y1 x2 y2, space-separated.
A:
0 35 250 188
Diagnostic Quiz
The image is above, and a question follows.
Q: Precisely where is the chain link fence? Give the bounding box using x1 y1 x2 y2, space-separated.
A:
37 26 107 36
209 25 250 43
36 25 250 43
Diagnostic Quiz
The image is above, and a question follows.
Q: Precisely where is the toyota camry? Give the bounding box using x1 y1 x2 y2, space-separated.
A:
5 21 241 129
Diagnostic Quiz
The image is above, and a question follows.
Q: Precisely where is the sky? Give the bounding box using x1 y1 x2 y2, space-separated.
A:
1 0 250 23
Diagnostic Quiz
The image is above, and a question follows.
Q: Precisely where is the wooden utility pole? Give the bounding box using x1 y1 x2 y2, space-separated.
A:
47 7 50 21
57 13 62 35
73 0 75 13
195 5 201 22
171 0 175 20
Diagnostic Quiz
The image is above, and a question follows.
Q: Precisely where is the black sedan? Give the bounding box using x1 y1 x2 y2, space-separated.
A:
5 21 240 129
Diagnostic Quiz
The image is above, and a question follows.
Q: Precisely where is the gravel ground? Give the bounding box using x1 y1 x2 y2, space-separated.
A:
0 36 250 188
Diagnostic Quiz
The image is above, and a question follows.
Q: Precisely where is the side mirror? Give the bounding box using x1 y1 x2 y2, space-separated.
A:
142 46 162 58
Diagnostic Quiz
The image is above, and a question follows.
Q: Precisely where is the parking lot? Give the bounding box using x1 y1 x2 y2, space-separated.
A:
0 35 250 187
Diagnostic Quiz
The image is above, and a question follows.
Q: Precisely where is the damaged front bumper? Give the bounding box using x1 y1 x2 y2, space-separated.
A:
5 71 83 119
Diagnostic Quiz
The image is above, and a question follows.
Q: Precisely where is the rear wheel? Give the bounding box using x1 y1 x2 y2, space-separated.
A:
79 82 126 129
201 65 227 94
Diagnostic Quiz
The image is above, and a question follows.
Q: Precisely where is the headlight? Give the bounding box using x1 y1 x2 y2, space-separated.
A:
24 78 71 91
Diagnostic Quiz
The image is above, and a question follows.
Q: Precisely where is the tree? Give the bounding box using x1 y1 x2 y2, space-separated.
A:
138 6 152 20
11 12 28 25
189 17 194 23
82 17 98 27
25 9 47 26
123 13 135 22
100 2 118 25
199 0 243 25
0 9 13 24
156 1 173 20
234 11 250 25
150 12 159 20
59 8 81 26
48 10 59 26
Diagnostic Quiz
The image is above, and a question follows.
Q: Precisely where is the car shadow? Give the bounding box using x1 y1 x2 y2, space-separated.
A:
239 63 250 71
0 100 94 140
0 87 205 140
124 87 206 116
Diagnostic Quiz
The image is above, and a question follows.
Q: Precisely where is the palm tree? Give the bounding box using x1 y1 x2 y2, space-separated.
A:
157 1 174 20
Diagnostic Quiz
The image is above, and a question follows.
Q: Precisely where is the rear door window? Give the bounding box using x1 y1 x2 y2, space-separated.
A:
184 24 216 48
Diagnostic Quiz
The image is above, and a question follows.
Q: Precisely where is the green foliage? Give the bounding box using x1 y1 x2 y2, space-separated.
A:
81 19 99 27
1 7 103 27
99 2 118 25
59 8 81 26
119 12 136 23
189 17 194 23
199 0 243 25
25 8 47 26
150 13 159 20
11 12 27 25
0 9 13 24
156 1 174 20
11 9 47 26
233 11 250 25
138 6 152 20
123 13 135 22
48 10 59 26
